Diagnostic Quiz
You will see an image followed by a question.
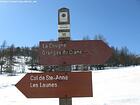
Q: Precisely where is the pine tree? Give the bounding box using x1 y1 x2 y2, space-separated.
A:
5 44 17 75
0 40 7 74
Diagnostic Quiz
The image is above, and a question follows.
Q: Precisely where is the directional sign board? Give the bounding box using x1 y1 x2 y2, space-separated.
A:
15 72 92 98
39 40 112 65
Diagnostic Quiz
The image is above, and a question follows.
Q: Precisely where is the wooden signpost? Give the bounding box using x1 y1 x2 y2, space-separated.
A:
15 7 112 105
39 40 112 65
15 72 92 98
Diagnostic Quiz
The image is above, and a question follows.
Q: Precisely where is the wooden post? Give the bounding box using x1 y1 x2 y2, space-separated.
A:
58 7 72 105
58 38 72 105
59 98 72 105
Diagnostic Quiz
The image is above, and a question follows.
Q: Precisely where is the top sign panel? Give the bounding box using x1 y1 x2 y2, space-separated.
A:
39 40 112 65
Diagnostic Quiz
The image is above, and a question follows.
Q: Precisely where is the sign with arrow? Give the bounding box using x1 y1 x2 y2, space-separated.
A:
15 72 92 98
39 40 112 65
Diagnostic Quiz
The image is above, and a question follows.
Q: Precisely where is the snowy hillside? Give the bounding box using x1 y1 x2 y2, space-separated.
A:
0 66 140 105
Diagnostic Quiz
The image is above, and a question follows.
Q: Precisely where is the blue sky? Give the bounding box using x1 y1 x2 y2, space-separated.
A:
0 0 140 54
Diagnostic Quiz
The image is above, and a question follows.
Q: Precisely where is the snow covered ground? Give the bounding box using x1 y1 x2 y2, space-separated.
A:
0 66 140 105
